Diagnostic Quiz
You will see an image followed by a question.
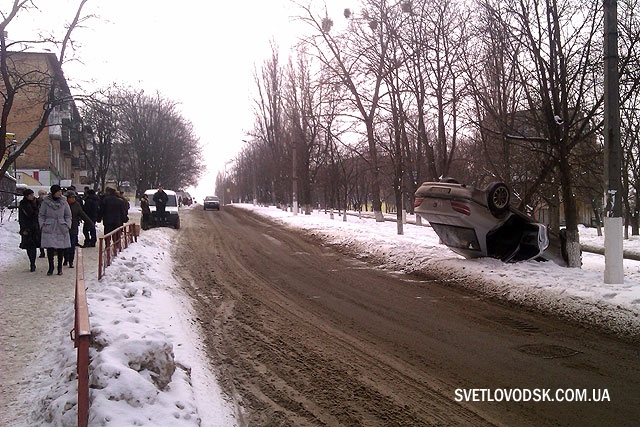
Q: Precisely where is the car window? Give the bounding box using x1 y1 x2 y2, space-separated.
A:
148 194 178 207
166 195 177 207
430 223 481 251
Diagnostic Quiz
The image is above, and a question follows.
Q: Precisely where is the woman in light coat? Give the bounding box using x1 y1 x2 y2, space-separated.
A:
39 185 71 276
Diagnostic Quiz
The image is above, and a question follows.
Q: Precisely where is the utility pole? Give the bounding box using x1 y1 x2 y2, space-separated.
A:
603 0 624 284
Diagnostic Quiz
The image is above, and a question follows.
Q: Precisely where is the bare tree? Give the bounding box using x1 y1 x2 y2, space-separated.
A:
117 89 203 196
466 0 604 267
80 87 120 190
296 1 390 221
283 48 322 214
251 43 288 206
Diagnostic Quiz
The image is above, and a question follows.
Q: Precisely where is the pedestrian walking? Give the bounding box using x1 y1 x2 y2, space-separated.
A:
153 186 168 223
36 189 47 258
18 188 40 272
64 191 94 268
38 184 71 276
140 193 151 230
98 187 128 235
82 189 100 247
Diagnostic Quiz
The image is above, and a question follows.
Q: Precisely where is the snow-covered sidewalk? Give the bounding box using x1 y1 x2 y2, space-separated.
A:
0 208 237 426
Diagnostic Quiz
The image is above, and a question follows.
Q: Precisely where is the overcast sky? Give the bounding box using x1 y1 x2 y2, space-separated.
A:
5 0 348 198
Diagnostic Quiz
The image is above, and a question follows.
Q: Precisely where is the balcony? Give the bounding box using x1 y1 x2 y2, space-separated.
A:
60 138 71 152
49 124 62 139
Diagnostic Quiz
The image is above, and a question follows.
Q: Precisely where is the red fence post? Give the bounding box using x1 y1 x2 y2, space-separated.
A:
97 222 138 281
73 248 91 427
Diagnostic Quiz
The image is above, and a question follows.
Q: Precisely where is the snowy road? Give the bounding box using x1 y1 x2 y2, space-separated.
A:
173 206 640 426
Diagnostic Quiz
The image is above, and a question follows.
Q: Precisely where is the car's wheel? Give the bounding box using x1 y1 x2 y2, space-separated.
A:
174 218 181 230
440 177 459 184
487 182 510 215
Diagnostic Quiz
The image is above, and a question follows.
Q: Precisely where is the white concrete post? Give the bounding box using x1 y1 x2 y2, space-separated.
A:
604 217 624 284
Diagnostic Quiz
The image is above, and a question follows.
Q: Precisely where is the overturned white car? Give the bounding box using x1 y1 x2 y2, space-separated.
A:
414 180 551 263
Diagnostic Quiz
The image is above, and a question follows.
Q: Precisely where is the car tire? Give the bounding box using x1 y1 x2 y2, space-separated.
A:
487 182 510 215
440 177 459 184
174 218 181 230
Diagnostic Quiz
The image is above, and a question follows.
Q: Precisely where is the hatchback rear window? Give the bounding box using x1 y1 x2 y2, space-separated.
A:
148 195 178 207
430 223 481 252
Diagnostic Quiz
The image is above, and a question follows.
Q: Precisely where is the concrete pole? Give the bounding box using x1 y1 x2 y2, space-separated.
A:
603 0 624 284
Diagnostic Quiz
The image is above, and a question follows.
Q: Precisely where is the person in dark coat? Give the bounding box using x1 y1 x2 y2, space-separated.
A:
153 186 168 223
39 184 71 276
64 191 94 268
36 189 47 258
140 193 151 230
98 187 128 235
18 188 41 272
82 189 100 247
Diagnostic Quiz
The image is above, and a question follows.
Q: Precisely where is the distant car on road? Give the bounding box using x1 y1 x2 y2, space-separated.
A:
414 179 551 263
143 189 180 229
203 196 220 211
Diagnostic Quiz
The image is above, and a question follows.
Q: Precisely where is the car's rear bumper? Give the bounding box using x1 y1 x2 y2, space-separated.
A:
148 212 180 227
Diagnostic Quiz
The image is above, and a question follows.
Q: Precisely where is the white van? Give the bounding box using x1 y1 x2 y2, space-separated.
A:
143 189 180 229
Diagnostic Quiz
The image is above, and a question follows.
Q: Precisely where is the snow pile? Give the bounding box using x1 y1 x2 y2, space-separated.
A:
84 233 200 426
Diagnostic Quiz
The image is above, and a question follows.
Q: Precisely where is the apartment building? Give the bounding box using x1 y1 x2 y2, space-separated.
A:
4 51 91 190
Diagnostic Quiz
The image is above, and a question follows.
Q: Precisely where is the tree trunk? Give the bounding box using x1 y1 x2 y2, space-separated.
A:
395 184 403 236
559 148 581 268
564 228 582 268
366 121 384 222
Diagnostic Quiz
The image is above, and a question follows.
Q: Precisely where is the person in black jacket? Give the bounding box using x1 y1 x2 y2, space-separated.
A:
140 193 151 230
36 189 47 258
153 186 168 223
64 191 94 268
98 187 128 235
82 189 100 247
18 189 41 272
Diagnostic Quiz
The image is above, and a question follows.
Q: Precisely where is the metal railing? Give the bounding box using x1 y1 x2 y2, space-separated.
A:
97 222 139 280
71 248 90 427
70 223 140 424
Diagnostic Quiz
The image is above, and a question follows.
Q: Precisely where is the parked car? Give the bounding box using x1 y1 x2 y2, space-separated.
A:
203 196 220 211
143 189 180 229
414 179 551 263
